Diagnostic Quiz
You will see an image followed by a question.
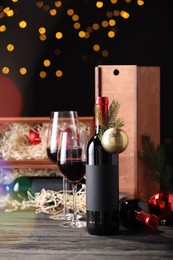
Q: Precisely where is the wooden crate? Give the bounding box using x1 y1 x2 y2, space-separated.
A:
95 65 160 201
0 117 94 170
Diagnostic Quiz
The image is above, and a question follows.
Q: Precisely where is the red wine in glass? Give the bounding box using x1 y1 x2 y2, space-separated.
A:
58 147 85 185
58 160 85 186
47 147 57 164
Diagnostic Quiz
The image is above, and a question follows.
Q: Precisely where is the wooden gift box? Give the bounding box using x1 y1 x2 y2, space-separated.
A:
95 65 160 201
0 117 94 172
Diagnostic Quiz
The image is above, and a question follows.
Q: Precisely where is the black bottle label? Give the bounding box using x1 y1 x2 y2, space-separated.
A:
86 164 119 211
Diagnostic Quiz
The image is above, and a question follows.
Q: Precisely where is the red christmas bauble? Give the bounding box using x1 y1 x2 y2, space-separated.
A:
148 191 173 226
28 129 41 145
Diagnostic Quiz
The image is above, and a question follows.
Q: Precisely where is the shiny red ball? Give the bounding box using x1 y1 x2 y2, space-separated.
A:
28 129 41 145
148 192 173 225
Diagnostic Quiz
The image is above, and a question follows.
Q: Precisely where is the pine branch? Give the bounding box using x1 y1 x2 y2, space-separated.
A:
107 100 120 127
139 133 173 191
140 133 165 173
107 100 125 128
95 99 126 141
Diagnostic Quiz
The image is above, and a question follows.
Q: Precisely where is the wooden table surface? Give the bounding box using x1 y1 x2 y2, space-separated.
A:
0 210 173 260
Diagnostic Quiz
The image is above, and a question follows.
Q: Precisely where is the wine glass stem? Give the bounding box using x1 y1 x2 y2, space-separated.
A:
63 177 68 217
72 184 78 222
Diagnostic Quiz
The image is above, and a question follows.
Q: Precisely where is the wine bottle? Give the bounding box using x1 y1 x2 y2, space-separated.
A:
86 96 119 235
148 191 173 226
119 197 159 230
1 176 71 202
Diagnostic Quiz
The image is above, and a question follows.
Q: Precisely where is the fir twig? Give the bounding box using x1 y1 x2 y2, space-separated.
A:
139 133 173 191
95 99 125 141
107 100 125 129
140 133 164 173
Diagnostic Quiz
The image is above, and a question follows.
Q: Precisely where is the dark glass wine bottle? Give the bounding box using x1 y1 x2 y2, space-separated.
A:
119 197 159 230
86 96 119 235
148 191 173 226
1 176 71 202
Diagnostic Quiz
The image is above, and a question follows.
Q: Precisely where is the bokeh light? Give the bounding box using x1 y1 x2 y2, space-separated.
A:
0 0 145 80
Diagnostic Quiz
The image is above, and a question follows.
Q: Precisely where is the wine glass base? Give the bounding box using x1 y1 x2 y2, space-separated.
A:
49 213 83 221
49 214 66 221
59 220 86 228
70 220 86 228
66 213 82 220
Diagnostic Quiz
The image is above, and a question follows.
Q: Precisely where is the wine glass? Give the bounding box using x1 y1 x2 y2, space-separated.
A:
57 111 86 228
46 111 70 220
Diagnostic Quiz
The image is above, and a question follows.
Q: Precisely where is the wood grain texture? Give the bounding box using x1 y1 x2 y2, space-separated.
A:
0 211 173 260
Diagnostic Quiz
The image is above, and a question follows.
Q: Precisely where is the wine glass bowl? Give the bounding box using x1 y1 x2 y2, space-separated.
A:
58 131 85 185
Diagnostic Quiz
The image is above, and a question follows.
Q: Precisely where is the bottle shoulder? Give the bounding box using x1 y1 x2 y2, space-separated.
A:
120 197 149 213
87 134 101 147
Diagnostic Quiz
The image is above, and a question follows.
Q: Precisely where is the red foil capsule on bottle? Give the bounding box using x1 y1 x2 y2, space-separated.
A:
135 210 159 229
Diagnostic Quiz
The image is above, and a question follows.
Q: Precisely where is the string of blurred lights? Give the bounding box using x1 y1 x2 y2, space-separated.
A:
0 0 144 79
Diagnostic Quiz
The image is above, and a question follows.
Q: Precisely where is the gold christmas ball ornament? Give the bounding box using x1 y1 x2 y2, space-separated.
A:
101 128 129 153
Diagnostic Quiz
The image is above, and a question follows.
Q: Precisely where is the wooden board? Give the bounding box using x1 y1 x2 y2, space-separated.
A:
0 211 173 259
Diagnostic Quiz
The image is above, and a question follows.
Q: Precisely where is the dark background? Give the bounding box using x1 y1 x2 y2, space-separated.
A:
0 0 172 161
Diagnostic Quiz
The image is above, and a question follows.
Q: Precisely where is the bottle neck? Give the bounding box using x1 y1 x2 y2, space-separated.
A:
95 98 108 134
95 125 101 134
135 210 159 229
